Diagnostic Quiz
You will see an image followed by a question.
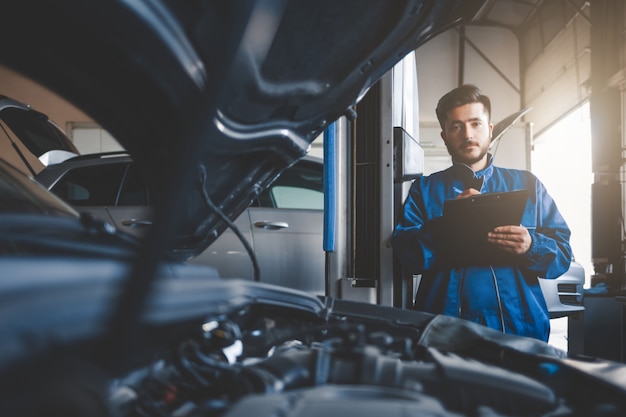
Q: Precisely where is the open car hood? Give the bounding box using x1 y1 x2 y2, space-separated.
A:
0 0 483 257
0 96 79 176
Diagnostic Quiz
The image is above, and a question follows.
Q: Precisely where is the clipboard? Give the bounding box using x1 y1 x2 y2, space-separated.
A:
440 189 529 266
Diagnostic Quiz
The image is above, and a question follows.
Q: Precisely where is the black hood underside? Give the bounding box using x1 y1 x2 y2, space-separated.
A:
0 0 483 257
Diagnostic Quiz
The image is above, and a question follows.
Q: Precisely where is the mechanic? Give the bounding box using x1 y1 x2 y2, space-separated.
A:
391 84 572 341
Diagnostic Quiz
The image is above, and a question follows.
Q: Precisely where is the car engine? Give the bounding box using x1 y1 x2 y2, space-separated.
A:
104 294 625 417
2 271 625 417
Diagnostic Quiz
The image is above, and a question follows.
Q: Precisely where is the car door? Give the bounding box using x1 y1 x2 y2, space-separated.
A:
107 162 154 237
248 159 325 295
47 160 152 239
48 161 130 229
190 158 324 292
188 212 255 278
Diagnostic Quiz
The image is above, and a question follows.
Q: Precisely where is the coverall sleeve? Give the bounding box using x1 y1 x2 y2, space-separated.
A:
521 179 572 279
391 182 442 273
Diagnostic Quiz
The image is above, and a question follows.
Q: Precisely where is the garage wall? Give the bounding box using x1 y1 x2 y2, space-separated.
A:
0 65 122 155
69 124 123 154
0 66 91 133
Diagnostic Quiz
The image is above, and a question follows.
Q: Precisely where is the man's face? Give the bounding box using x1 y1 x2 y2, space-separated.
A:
441 102 493 170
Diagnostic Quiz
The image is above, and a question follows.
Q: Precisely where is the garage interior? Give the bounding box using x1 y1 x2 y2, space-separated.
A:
1 1 626 361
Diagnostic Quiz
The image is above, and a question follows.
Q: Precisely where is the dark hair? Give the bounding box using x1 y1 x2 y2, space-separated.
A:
435 84 491 129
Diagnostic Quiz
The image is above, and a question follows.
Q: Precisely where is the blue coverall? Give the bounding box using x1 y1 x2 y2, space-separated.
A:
392 156 572 341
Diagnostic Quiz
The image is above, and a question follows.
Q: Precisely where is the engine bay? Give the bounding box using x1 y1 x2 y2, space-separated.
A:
106 296 625 417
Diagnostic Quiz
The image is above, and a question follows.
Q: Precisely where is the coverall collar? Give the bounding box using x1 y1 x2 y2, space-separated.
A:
451 153 494 180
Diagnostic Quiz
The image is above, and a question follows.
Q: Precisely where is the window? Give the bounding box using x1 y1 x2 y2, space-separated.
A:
270 185 323 209
51 163 127 206
118 164 150 206
259 160 324 209
531 102 592 285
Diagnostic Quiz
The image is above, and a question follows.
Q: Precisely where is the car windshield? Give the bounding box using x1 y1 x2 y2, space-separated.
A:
0 158 79 217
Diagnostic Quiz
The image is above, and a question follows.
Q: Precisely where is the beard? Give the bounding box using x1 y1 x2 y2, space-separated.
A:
446 140 490 167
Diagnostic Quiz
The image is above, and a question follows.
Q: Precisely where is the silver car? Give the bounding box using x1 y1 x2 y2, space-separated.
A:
35 152 326 294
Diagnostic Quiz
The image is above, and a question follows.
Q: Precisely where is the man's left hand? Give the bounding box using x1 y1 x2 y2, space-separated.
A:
487 225 531 255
